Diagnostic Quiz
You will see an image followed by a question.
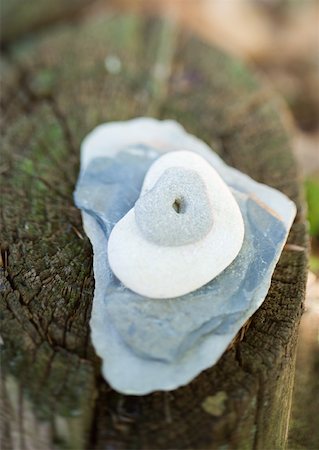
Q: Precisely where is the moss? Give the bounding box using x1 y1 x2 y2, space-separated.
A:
30 68 57 96
305 176 319 238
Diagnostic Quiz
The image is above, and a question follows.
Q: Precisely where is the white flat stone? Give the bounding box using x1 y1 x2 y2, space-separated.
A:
108 151 245 298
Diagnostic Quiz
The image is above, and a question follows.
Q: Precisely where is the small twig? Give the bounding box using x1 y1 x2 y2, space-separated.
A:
72 225 84 240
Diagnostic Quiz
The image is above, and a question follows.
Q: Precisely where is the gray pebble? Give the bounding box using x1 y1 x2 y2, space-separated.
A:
134 167 213 246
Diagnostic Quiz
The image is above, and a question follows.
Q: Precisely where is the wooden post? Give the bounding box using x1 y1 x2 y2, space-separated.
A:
0 12 308 450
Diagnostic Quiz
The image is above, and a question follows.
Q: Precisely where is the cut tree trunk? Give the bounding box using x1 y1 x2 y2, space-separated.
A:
0 12 308 450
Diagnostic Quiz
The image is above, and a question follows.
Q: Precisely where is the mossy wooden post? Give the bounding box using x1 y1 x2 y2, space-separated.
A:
0 12 308 450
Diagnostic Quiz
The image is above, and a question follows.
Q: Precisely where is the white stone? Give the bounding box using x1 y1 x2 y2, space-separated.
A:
108 151 245 298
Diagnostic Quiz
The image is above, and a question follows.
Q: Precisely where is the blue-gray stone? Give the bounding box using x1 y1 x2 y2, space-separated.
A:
73 118 296 395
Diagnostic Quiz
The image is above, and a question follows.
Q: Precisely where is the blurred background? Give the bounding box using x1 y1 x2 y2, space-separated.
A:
1 0 318 448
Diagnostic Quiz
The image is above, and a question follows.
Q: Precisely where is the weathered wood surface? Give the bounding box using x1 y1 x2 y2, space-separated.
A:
1 0 91 45
0 12 308 450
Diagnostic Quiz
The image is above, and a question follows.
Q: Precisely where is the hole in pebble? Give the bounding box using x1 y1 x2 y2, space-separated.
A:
172 198 184 214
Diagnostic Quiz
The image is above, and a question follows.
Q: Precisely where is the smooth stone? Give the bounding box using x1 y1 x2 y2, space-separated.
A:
107 151 245 299
134 166 213 246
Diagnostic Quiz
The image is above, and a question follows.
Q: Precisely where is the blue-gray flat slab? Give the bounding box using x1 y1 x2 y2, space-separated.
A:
74 118 296 395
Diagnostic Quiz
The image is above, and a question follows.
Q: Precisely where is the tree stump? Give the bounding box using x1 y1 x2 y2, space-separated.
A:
0 12 308 450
